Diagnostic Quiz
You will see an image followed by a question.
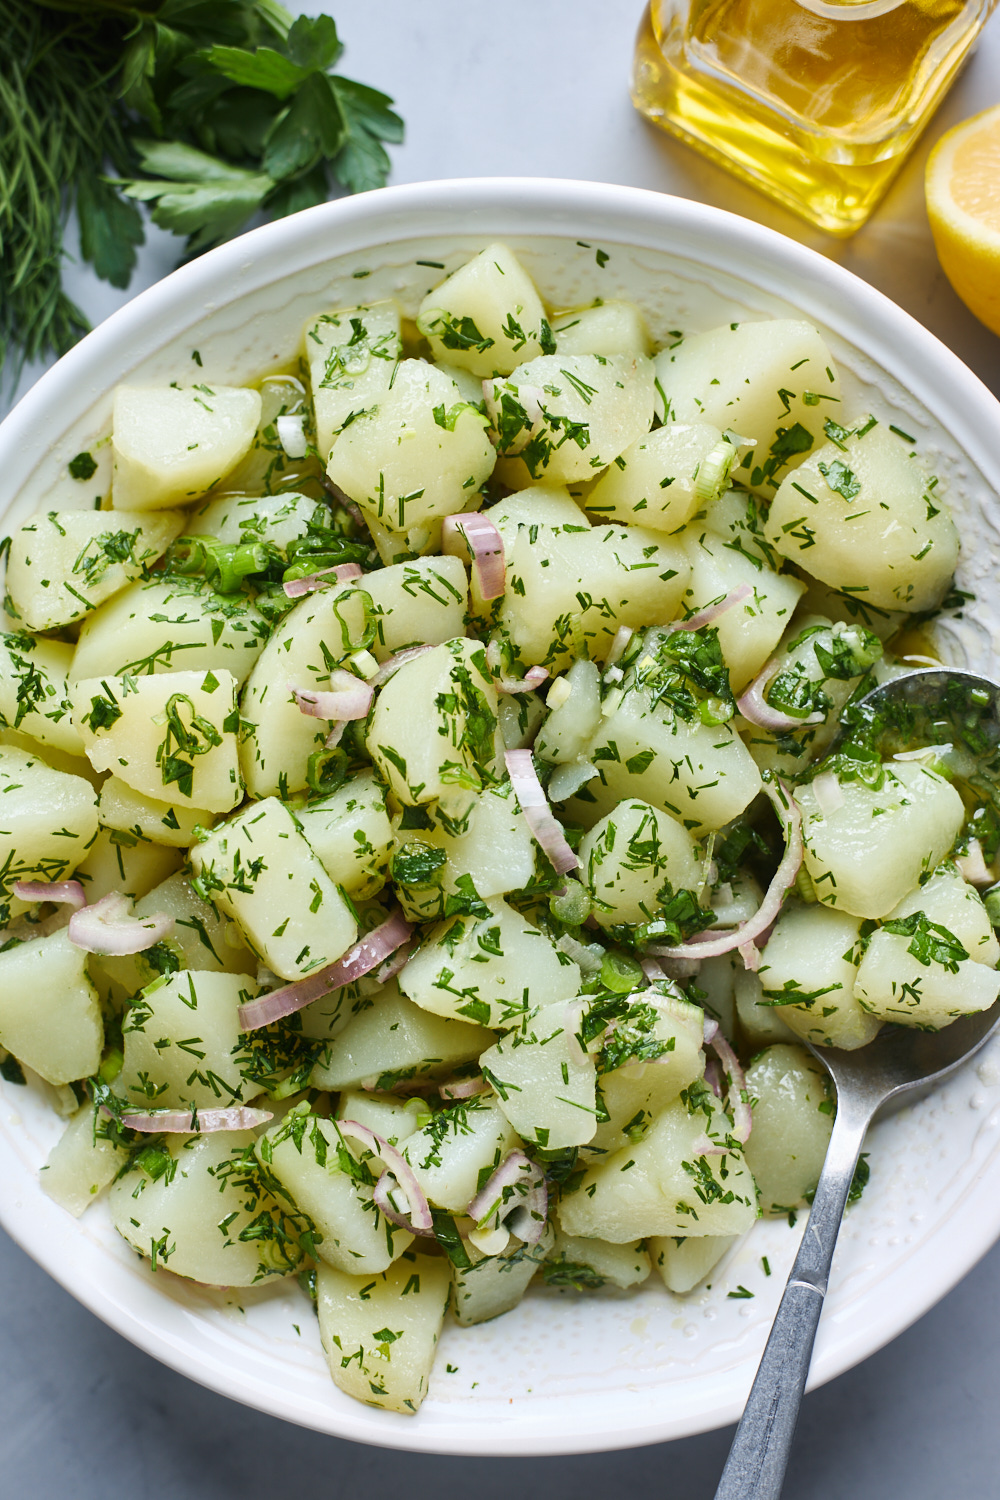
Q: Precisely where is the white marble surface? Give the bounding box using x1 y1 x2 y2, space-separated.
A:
3 2 1000 1493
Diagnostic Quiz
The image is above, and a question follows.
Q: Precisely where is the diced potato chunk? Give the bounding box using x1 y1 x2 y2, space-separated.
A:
305 301 402 461
570 686 762 836
765 423 959 612
403 1095 518 1211
559 1092 757 1242
451 1229 553 1325
363 555 468 662
40 1104 129 1217
295 771 393 898
316 1253 450 1413
681 528 805 693
190 798 358 981
892 865 1000 967
587 423 724 532
744 1045 834 1214
5 508 183 631
798 761 965 918
112 384 262 509
480 1000 597 1149
239 584 368 799
417 243 548 377
0 930 102 1084
73 826 181 904
487 484 588 547
579 798 703 927
72 669 242 814
97 871 254 994
71 577 268 687
653 320 840 496
334 1088 426 1146
0 747 99 921
500 522 689 670
854 866 1000 1029
489 353 655 485
326 360 495 534
392 781 536 922
256 1107 414 1274
400 897 580 1028
650 1234 736 1293
98 775 215 850
0 633 83 757
311 985 493 1091
589 995 706 1155
535 660 602 765
368 638 498 821
735 969 796 1050
109 1131 299 1286
120 970 256 1111
758 903 881 1050
546 1230 651 1289
552 300 651 358
185 490 318 550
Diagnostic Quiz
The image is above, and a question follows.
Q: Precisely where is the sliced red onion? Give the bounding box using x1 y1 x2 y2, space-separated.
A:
276 413 308 459
13 879 86 910
442 512 505 600
811 770 844 819
709 1031 752 1144
956 838 994 887
371 644 436 687
373 940 415 985
505 749 578 875
669 582 754 634
438 1075 490 1100
324 721 347 750
738 657 825 733
640 955 667 983
289 670 373 721
283 562 363 599
702 1015 720 1046
647 779 802 962
705 1055 724 1098
68 892 174 956
738 941 761 973
496 664 548 695
117 1105 273 1134
465 1149 548 1245
605 626 633 668
237 910 413 1031
337 1119 434 1234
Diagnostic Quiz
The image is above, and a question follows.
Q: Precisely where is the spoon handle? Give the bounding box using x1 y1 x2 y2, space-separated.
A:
713 1093 875 1500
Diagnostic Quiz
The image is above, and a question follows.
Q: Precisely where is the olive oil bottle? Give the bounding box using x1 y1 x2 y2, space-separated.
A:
631 0 997 234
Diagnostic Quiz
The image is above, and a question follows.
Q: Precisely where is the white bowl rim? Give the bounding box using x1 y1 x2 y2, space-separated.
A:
2 175 1000 1456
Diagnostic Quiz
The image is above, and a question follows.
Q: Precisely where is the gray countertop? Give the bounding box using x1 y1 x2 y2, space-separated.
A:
3 4 1000 1494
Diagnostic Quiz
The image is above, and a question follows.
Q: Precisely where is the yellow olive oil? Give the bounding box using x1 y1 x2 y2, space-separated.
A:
631 0 996 234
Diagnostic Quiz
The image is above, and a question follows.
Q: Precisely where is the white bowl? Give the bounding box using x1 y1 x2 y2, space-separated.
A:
3 178 1000 1457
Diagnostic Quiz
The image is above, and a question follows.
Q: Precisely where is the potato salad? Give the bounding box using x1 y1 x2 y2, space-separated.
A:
1 241 996 1416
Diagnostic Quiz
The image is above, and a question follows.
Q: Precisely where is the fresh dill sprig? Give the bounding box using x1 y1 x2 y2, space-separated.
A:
1 0 404 382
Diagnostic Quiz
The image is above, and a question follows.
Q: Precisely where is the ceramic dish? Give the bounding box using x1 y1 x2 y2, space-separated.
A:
2 178 1000 1457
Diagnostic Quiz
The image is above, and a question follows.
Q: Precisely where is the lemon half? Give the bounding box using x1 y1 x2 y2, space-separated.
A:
926 102 1000 338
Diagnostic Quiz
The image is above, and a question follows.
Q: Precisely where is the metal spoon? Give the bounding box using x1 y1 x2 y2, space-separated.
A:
714 668 1000 1500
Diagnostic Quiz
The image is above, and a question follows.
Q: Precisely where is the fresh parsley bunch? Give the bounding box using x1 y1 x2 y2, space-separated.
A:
2 0 403 379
